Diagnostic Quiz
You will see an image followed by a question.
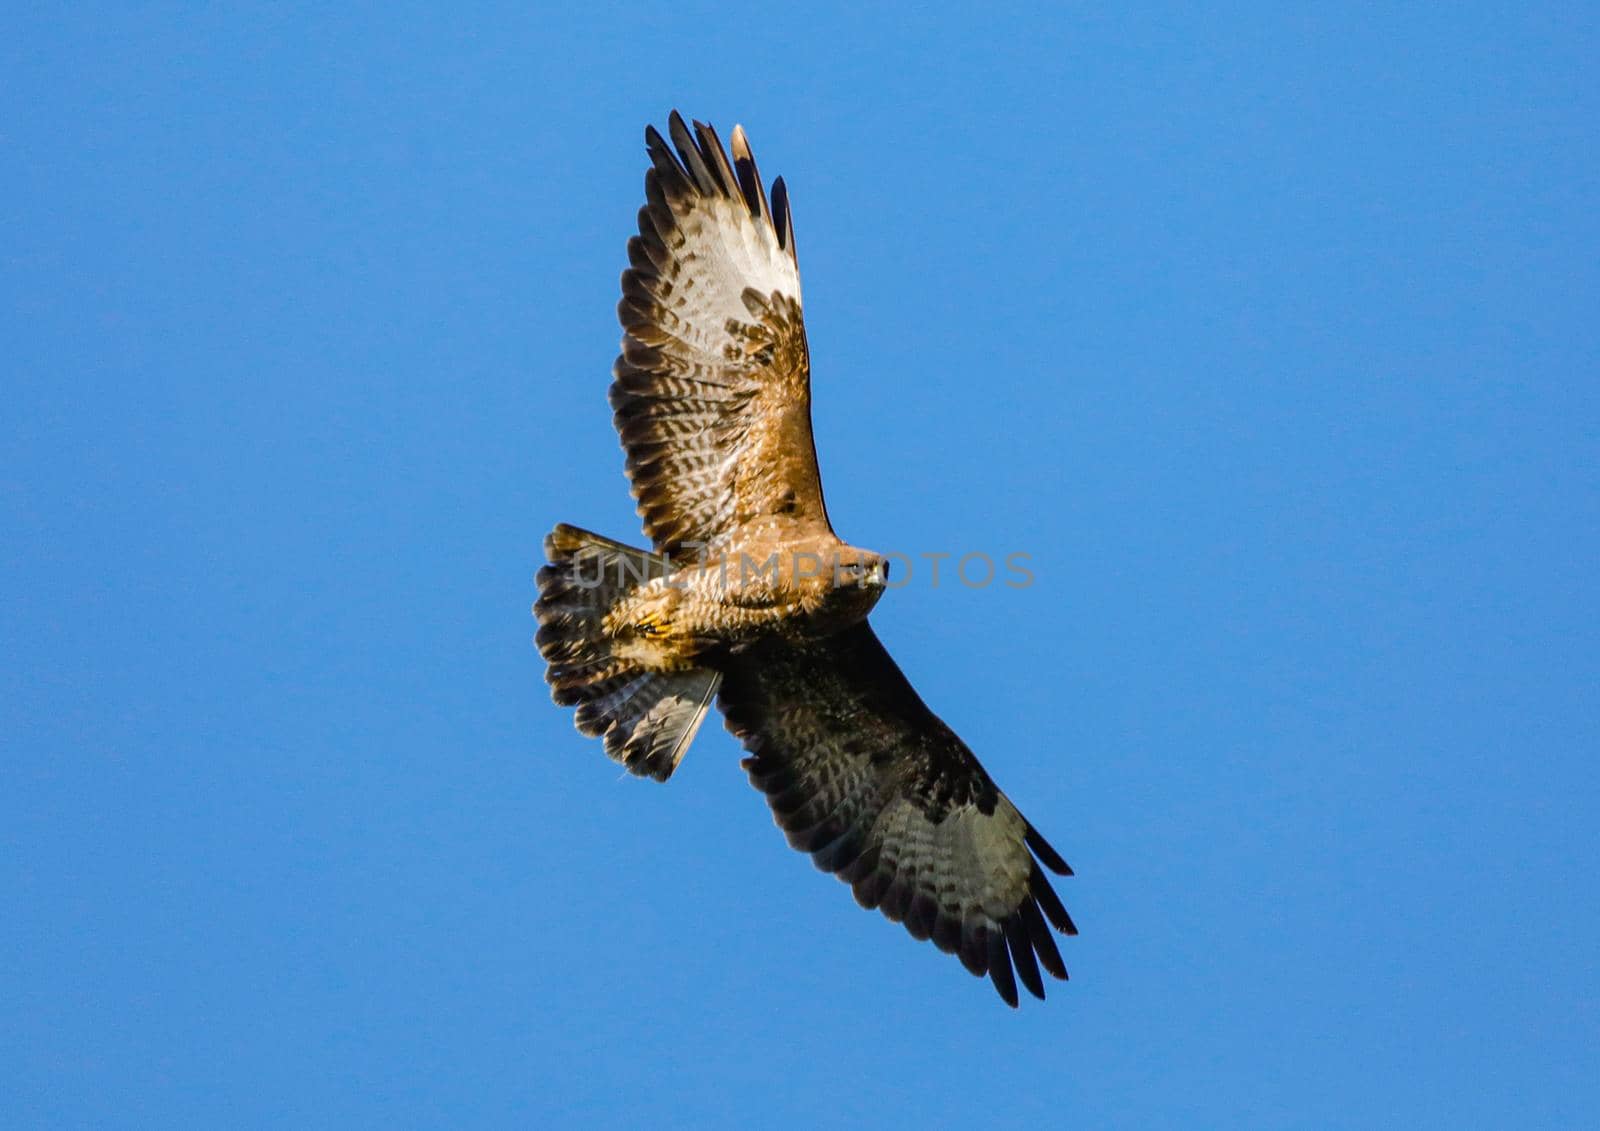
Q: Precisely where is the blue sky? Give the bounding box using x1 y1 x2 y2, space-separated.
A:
5 4 1597 1127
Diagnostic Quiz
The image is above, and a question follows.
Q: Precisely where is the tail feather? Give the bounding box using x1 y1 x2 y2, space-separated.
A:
587 666 721 780
534 524 719 781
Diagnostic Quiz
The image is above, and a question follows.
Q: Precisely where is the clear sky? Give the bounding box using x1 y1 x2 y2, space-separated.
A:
5 4 1597 1128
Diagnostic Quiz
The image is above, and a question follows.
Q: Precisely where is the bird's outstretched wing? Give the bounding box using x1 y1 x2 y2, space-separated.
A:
717 623 1077 1006
612 112 833 558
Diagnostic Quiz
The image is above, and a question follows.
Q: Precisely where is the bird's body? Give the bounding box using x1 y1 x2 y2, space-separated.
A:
557 527 888 659
535 113 1076 1006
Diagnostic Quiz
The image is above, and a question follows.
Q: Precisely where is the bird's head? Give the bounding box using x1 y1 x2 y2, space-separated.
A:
832 549 889 590
823 545 890 621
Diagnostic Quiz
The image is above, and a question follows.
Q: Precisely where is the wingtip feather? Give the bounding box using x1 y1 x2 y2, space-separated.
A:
987 929 1019 1008
1005 915 1046 1001
1026 823 1073 876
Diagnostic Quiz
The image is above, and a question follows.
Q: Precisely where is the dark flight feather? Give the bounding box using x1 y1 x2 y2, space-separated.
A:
720 622 1074 1006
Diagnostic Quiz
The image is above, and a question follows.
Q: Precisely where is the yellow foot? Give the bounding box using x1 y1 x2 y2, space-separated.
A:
635 611 670 639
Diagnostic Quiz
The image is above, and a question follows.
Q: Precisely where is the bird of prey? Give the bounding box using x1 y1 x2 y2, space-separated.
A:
534 112 1076 1006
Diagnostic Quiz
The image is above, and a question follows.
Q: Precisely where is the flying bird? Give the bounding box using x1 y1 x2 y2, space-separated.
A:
534 112 1076 1006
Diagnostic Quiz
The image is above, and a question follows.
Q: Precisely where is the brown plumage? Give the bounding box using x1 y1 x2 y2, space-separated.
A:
613 116 827 558
534 112 1074 1006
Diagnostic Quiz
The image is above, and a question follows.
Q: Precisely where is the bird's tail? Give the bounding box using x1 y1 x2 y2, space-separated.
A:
534 523 720 781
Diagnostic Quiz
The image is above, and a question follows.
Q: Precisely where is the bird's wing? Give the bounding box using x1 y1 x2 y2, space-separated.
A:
612 112 833 558
717 622 1076 1006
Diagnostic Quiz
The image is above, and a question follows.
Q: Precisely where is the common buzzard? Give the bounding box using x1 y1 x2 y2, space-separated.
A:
535 113 1076 1006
